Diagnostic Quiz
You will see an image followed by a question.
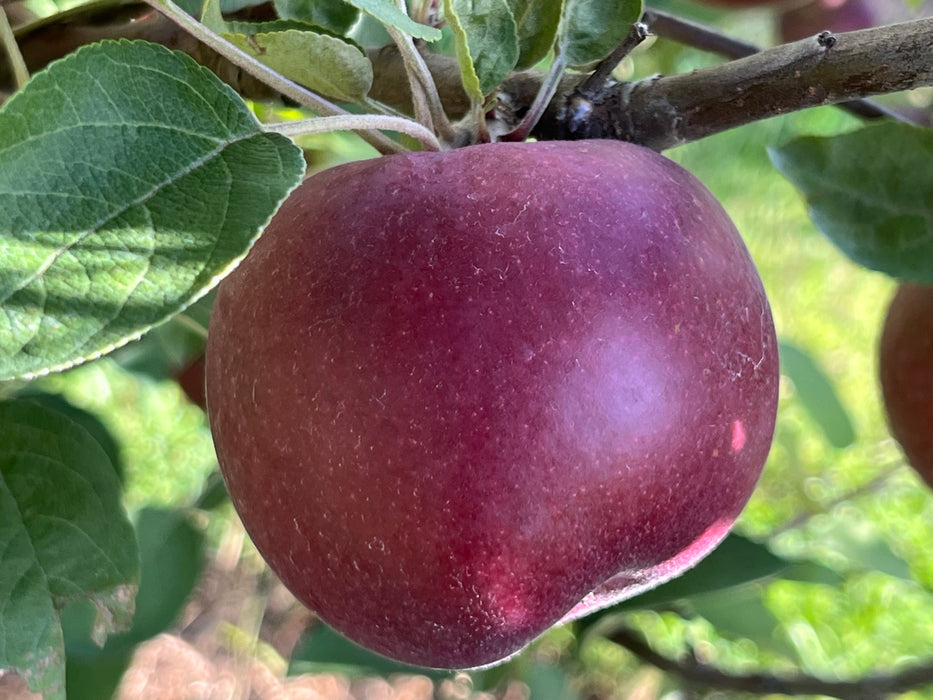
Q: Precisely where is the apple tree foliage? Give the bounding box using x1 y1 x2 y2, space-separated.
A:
0 0 932 697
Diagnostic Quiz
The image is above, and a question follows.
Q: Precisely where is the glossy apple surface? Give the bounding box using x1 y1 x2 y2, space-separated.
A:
880 283 933 490
205 140 779 669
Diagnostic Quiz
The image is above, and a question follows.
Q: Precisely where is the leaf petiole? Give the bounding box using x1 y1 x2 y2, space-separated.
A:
143 0 409 154
265 114 441 151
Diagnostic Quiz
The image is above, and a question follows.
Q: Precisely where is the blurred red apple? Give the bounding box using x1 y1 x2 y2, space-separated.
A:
780 0 932 42
205 140 779 669
780 0 875 41
175 355 207 410
880 283 933 490
692 0 792 8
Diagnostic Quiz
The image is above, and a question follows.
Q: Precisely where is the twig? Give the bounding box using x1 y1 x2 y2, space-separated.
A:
384 0 456 143
642 6 918 124
610 624 933 699
769 462 903 537
5 3 933 151
500 51 567 142
576 19 650 101
538 17 933 150
643 6 758 59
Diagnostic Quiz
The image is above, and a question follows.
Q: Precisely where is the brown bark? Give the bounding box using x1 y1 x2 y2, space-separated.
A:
543 18 933 150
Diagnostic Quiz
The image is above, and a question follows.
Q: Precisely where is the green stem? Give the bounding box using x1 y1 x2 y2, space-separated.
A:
265 114 441 152
172 312 209 339
0 6 28 89
143 0 408 155
501 51 567 142
386 0 457 144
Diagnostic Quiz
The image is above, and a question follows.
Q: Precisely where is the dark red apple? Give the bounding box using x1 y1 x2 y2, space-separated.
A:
205 140 779 669
175 355 207 410
692 0 792 8
780 0 932 42
880 283 933 490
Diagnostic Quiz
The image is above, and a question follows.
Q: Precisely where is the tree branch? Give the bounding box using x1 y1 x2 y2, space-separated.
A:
644 6 759 60
542 18 933 150
3 3 932 152
641 6 912 122
610 625 933 699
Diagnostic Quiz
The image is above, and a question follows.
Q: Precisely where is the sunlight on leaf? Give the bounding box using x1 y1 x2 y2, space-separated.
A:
0 40 305 380
0 399 139 699
344 0 441 41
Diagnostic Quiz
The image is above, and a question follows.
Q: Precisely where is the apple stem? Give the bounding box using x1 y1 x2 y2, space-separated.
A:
386 0 457 144
144 0 409 155
265 114 442 151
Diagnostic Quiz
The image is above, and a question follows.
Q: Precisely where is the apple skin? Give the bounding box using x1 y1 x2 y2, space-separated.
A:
205 140 779 669
880 283 933 490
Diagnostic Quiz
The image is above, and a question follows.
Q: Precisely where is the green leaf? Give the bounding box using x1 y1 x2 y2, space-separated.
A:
289 623 451 679
442 0 483 105
12 391 124 482
199 0 231 33
625 534 788 609
779 341 856 448
194 470 230 510
769 123 933 284
115 507 204 644
807 514 913 580
62 507 204 699
506 0 564 69
111 290 213 381
274 0 361 34
524 663 581 700
779 561 846 587
688 586 796 658
443 0 519 96
344 0 441 41
63 507 204 654
0 39 305 381
576 535 790 640
347 11 394 47
0 399 139 699
65 652 132 700
225 29 373 103
559 0 642 68
173 0 269 18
